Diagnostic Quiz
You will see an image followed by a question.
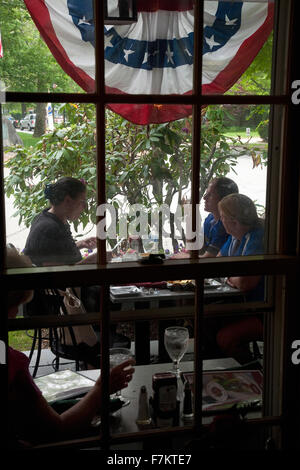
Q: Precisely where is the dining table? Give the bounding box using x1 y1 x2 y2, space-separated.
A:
76 356 262 450
79 357 240 446
109 280 243 365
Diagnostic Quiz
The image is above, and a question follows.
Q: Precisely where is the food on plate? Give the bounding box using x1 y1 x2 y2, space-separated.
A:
167 280 195 291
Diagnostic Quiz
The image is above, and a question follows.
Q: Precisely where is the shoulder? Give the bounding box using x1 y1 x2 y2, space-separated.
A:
29 210 66 239
8 347 30 383
243 227 264 255
220 235 232 256
204 213 214 225
8 347 42 396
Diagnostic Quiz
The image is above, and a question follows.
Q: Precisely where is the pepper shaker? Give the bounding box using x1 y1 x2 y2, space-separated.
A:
182 381 194 421
136 385 152 425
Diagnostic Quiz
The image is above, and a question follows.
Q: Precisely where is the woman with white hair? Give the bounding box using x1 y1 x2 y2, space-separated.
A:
6 246 134 447
212 194 264 363
218 193 264 296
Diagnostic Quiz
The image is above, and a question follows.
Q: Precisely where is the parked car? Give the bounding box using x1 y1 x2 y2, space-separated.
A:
19 113 36 131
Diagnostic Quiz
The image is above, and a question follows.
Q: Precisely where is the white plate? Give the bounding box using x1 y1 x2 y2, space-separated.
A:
110 286 142 297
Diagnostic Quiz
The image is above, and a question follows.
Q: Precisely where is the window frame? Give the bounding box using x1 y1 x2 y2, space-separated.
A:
1 0 300 450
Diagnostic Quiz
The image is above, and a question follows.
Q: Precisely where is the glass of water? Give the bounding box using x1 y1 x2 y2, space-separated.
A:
109 347 133 407
164 326 189 378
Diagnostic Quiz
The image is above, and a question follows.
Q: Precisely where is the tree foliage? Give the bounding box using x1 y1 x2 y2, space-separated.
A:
0 1 81 135
2 2 271 249
5 103 265 250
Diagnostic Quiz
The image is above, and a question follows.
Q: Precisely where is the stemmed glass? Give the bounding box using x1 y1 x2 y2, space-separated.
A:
164 326 189 378
109 347 133 407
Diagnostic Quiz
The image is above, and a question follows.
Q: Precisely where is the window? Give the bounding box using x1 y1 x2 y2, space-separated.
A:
1 0 300 450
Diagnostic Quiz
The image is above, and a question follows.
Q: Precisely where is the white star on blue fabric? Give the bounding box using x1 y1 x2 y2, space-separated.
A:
165 43 174 64
142 51 149 64
123 48 135 62
104 34 114 49
78 16 91 25
205 34 220 50
225 15 238 26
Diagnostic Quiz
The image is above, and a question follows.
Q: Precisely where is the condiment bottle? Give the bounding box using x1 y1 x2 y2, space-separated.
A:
136 385 152 425
182 381 194 422
152 372 179 427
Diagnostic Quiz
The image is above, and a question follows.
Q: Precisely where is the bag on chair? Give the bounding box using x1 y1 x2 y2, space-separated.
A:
58 288 98 348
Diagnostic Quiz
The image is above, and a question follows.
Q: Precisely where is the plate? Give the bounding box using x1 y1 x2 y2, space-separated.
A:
110 286 142 298
204 278 222 289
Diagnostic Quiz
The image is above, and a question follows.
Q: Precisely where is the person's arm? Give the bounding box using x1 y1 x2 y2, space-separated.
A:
76 237 97 250
226 275 261 292
25 359 135 443
199 250 217 258
77 251 112 264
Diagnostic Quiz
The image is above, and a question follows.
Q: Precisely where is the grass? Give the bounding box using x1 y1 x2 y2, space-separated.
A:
223 127 260 139
17 131 40 148
8 329 36 351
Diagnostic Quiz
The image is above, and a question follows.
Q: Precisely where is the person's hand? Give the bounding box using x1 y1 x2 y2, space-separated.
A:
109 359 135 395
170 251 190 259
76 237 97 250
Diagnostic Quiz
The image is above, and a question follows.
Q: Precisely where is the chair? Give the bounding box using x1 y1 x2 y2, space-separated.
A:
24 288 131 376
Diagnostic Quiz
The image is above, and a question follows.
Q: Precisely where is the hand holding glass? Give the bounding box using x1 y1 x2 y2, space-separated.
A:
109 347 133 406
164 326 189 378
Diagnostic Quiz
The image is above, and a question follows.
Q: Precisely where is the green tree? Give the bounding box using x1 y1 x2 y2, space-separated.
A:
229 34 273 140
0 1 81 136
5 103 264 251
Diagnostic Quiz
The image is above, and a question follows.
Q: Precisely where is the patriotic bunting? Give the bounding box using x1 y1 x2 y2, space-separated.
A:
24 1 274 124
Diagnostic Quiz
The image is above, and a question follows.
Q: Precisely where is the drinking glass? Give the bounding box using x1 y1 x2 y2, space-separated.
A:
164 326 189 378
109 347 133 407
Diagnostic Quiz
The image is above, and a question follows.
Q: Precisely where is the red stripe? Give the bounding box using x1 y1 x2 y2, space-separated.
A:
203 2 274 94
137 0 194 12
24 0 94 93
106 86 193 124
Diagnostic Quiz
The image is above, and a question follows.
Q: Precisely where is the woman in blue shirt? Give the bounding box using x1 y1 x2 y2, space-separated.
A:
215 194 264 363
218 193 264 297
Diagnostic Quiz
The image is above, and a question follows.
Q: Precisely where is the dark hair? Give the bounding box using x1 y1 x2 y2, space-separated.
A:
44 177 86 205
212 177 239 200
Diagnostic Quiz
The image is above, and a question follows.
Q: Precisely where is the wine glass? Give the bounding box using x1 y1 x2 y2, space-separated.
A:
164 326 189 378
109 347 133 407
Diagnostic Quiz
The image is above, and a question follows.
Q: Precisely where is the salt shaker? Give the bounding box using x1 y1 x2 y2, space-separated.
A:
136 385 152 425
182 381 194 421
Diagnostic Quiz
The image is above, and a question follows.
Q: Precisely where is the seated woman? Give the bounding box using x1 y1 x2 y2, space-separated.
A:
209 194 264 363
24 177 97 267
218 193 264 300
6 246 134 447
23 176 130 349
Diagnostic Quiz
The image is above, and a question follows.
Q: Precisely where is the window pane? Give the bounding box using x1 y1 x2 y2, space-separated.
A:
3 102 97 265
198 104 269 257
0 0 91 93
104 0 194 100
105 106 192 260
202 0 274 95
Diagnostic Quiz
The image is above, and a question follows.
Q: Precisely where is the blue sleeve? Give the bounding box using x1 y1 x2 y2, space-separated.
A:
220 236 231 256
208 221 228 254
242 230 264 256
203 215 228 254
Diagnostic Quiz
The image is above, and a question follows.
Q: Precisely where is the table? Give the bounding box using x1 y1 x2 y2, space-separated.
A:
110 284 240 310
79 357 242 444
110 282 243 364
